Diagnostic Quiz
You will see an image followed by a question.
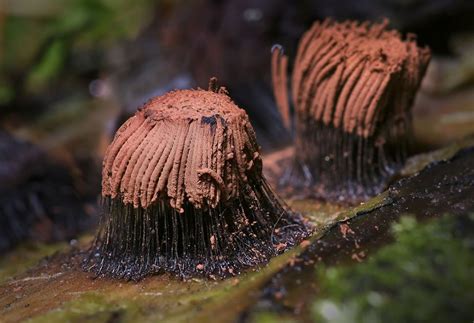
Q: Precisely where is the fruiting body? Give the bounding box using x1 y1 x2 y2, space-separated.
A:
272 19 431 202
85 82 308 280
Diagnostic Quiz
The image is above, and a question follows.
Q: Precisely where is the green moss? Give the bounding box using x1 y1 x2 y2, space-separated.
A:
313 214 474 323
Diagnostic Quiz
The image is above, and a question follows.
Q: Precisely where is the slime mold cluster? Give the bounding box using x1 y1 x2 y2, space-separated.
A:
272 19 431 202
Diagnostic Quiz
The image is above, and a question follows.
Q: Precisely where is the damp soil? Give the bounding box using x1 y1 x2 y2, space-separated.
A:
0 140 472 322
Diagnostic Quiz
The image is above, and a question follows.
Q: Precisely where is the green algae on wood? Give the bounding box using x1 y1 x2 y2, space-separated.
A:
0 242 67 284
401 135 474 177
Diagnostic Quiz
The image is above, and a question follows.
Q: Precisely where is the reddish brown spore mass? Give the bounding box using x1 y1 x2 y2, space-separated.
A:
102 88 259 211
271 19 430 202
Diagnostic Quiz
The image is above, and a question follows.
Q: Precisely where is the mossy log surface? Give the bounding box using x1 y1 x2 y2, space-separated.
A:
0 138 473 323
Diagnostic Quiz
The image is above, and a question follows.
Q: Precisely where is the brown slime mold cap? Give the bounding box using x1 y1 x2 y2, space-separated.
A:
102 84 257 211
85 79 309 280
271 19 430 202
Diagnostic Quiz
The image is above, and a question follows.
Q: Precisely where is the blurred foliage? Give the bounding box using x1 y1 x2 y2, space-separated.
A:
0 0 156 102
312 214 474 323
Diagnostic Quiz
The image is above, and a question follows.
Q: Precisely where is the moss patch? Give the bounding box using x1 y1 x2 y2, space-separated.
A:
313 214 474 323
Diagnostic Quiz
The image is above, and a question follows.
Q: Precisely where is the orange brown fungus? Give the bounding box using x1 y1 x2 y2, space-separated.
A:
271 19 431 202
84 80 309 280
